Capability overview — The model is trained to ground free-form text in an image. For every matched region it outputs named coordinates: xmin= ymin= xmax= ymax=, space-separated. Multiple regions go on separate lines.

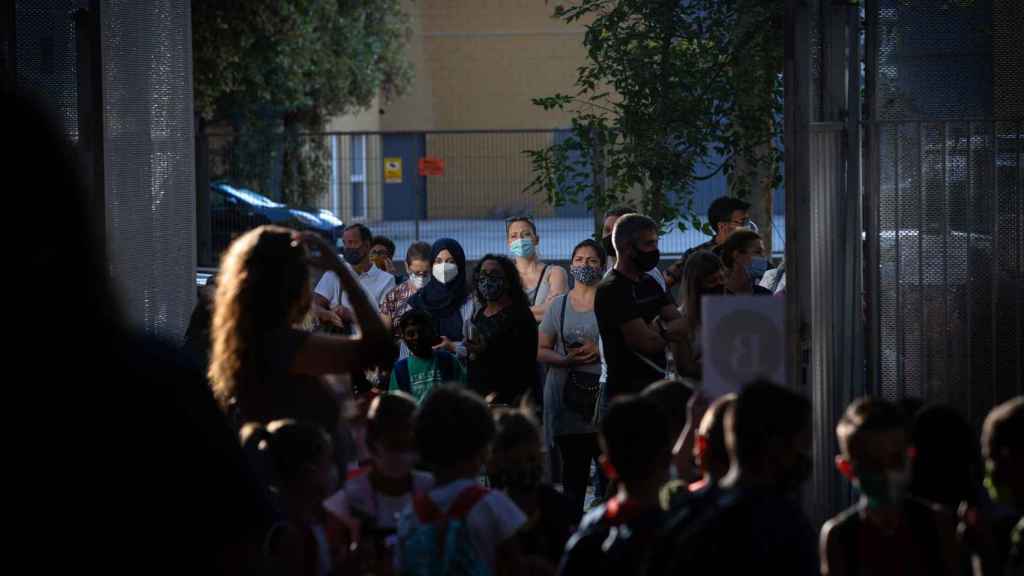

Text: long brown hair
xmin=209 ymin=226 xmax=311 ymax=411
xmin=713 ymin=229 xmax=761 ymax=269
xmin=684 ymin=250 xmax=725 ymax=333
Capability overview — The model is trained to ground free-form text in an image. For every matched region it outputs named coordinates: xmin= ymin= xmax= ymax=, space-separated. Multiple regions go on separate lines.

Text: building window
xmin=330 ymin=135 xmax=340 ymax=215
xmin=351 ymin=134 xmax=367 ymax=219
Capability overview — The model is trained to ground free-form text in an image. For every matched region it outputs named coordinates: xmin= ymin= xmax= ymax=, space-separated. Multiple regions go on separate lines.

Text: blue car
xmin=210 ymin=182 xmax=344 ymax=255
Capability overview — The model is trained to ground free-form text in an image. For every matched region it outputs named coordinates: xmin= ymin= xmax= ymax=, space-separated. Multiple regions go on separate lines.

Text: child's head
xmin=835 ymin=398 xmax=911 ymax=508
xmin=695 ymin=394 xmax=737 ymax=481
xmin=366 ymin=391 xmax=419 ymax=479
xmin=488 ymin=408 xmax=544 ymax=495
xmin=726 ymin=381 xmax=811 ymax=492
xmin=981 ymin=396 xmax=1023 ymax=506
xmin=414 ymin=385 xmax=496 ymax=477
xmin=398 ymin=309 xmax=438 ymax=358
xmin=642 ymin=379 xmax=694 ymax=446
xmin=600 ymin=394 xmax=672 ymax=491
xmin=242 ymin=419 xmax=338 ymax=509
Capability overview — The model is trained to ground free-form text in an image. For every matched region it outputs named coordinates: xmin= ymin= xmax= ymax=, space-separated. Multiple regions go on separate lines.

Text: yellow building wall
xmin=326 ymin=0 xmax=594 ymax=219
xmin=381 ymin=0 xmax=587 ymax=131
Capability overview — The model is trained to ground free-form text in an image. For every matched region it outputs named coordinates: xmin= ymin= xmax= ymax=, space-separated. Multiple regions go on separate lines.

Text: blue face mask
xmin=510 ymin=238 xmax=536 ymax=259
xmin=746 ymin=256 xmax=768 ymax=278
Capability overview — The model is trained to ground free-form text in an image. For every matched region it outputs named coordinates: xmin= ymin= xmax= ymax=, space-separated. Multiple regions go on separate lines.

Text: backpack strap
xmin=448 ymin=485 xmax=490 ymax=519
xmin=413 ymin=493 xmax=443 ymax=524
xmin=395 ymin=358 xmax=412 ymax=393
xmin=436 ymin=351 xmax=456 ymax=383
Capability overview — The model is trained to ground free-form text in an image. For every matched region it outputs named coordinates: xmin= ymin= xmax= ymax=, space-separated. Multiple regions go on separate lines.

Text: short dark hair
xmin=414 ymin=385 xmax=496 ymax=469
xmin=698 ymin=394 xmax=737 ymax=476
xmin=406 ymin=241 xmax=432 ymax=264
xmin=571 ymin=238 xmax=607 ymax=265
xmin=642 ymin=379 xmax=694 ymax=444
xmin=728 ymin=381 xmax=811 ymax=473
xmin=982 ymin=396 xmax=1022 ymax=462
xmin=601 ymin=394 xmax=672 ymax=485
xmin=397 ymin=308 xmax=433 ymax=333
xmin=836 ymin=397 xmax=908 ymax=463
xmin=344 ymin=223 xmax=373 ymax=244
xmin=612 ymin=213 xmax=658 ymax=255
xmin=241 ymin=419 xmax=332 ymax=487
xmin=605 ymin=206 xmax=636 ymax=219
xmin=371 ymin=235 xmax=396 ymax=258
xmin=492 ymin=408 xmax=542 ymax=454
xmin=708 ymin=197 xmax=751 ymax=230
xmin=366 ymin=392 xmax=418 ymax=451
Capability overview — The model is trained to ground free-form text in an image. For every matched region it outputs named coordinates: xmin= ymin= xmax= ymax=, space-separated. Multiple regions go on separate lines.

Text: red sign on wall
xmin=418 ymin=156 xmax=445 ymax=176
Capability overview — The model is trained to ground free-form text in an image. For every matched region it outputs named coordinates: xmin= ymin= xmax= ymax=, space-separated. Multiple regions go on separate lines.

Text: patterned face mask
xmin=570 ymin=265 xmax=603 ymax=286
xmin=478 ymin=276 xmax=506 ymax=302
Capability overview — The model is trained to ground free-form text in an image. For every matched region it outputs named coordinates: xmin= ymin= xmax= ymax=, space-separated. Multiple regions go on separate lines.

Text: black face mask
xmin=633 ymin=247 xmax=661 ymax=272
xmin=342 ymin=246 xmax=366 ymax=266
xmin=602 ymin=235 xmax=616 ymax=260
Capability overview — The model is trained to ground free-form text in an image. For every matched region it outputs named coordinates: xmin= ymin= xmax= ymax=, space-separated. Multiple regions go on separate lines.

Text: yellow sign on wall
xmin=384 ymin=157 xmax=403 ymax=184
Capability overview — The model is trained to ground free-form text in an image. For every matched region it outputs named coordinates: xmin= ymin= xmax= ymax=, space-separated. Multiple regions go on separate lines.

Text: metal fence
xmin=204 ymin=129 xmax=786 ymax=265
xmin=865 ymin=0 xmax=1024 ymax=426
xmin=14 ymin=0 xmax=197 ymax=340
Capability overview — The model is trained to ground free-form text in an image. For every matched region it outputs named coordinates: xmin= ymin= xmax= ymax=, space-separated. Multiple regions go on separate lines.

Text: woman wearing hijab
xmin=406 ymin=238 xmax=475 ymax=362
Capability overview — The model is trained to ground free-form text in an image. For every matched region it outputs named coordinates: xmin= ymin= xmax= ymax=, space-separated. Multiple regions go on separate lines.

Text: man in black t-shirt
xmin=595 ymin=214 xmax=687 ymax=399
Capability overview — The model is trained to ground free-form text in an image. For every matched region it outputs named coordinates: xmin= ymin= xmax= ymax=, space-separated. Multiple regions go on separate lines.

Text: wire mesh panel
xmin=868 ymin=0 xmax=1023 ymax=424
xmin=13 ymin=1 xmax=87 ymax=141
xmin=101 ymin=0 xmax=196 ymax=339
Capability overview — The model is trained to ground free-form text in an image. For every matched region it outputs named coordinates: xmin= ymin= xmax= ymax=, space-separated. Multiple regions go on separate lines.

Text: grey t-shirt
xmin=526 ymin=264 xmax=564 ymax=309
xmin=540 ymin=293 xmax=601 ymax=437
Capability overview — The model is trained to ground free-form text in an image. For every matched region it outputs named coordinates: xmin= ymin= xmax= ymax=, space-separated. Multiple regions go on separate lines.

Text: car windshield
xmin=222 ymin=185 xmax=285 ymax=208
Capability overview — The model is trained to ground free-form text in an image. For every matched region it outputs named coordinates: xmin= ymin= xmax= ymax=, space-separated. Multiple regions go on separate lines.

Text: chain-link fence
xmin=203 ymin=129 xmax=786 ymax=265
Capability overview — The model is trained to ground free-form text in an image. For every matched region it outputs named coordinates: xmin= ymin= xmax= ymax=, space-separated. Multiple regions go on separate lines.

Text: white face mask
xmin=432 ymin=262 xmax=458 ymax=284
xmin=410 ymin=273 xmax=428 ymax=289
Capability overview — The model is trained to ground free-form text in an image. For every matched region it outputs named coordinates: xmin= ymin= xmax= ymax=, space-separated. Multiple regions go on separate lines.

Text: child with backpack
xmin=559 ymin=394 xmax=673 ymax=576
xmin=489 ymin=408 xmax=576 ymax=572
xmin=396 ymin=384 xmax=526 ymax=576
xmin=323 ymin=392 xmax=433 ymax=575
xmin=389 ymin=309 xmax=466 ymax=403
xmin=241 ymin=420 xmax=339 ymax=576
xmin=820 ymin=397 xmax=960 ymax=576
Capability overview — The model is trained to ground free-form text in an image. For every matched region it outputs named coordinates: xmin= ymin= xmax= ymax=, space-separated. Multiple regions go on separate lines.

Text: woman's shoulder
xmin=544 ymin=263 xmax=568 ymax=282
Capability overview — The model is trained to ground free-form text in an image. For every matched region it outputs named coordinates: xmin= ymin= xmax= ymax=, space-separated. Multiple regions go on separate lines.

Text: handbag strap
xmin=558 ymin=293 xmax=569 ymax=354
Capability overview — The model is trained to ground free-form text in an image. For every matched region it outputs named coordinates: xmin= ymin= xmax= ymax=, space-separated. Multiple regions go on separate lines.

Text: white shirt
xmin=323 ymin=470 xmax=434 ymax=533
xmin=315 ymin=262 xmax=396 ymax=312
xmin=395 ymin=479 xmax=526 ymax=574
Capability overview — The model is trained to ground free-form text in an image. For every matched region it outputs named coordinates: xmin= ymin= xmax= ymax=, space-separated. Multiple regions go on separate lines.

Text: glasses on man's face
xmin=730 ymin=218 xmax=758 ymax=232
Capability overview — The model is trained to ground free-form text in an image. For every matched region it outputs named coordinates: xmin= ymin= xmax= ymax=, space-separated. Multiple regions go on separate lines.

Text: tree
xmin=526 ymin=0 xmax=783 ymax=237
xmin=192 ymin=0 xmax=412 ymax=205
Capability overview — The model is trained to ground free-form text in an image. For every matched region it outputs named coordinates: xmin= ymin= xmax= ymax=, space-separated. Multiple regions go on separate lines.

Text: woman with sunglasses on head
xmin=506 ymin=217 xmax=568 ymax=323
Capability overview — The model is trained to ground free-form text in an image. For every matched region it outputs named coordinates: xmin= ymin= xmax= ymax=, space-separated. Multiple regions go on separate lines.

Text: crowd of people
xmin=14 ymin=84 xmax=1021 ymax=576
xmin=176 ymin=199 xmax=1021 ymax=576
